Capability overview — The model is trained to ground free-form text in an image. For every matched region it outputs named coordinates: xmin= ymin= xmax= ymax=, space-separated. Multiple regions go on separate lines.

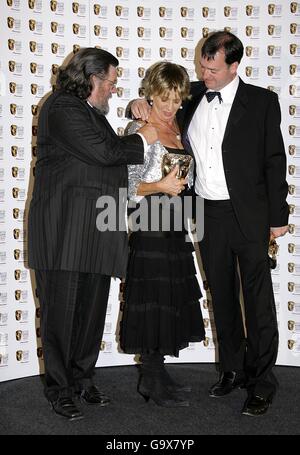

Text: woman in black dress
xmin=120 ymin=62 xmax=205 ymax=407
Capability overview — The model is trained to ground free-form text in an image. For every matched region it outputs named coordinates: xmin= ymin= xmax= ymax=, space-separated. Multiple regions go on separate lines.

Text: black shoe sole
xmin=242 ymin=405 xmax=271 ymax=417
xmin=80 ymin=397 xmax=111 ymax=406
xmin=49 ymin=403 xmax=84 ymax=421
xmin=209 ymin=385 xmax=244 ymax=398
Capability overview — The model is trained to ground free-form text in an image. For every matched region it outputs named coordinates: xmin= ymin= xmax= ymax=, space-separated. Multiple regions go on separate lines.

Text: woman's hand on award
xmin=159 ymin=166 xmax=187 ymax=196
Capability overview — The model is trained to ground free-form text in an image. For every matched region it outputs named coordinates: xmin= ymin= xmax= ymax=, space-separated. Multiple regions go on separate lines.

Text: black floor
xmin=0 ymin=363 xmax=299 ymax=436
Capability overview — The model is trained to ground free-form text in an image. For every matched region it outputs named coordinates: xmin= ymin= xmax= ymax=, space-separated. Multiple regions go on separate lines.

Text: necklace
xmin=149 ymin=121 xmax=181 ymax=141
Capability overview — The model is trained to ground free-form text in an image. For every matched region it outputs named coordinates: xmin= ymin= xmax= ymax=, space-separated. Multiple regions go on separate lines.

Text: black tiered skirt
xmin=120 ymin=232 xmax=205 ymax=357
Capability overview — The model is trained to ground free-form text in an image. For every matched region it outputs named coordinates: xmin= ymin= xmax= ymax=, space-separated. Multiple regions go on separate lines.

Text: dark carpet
xmin=0 ymin=363 xmax=299 ymax=436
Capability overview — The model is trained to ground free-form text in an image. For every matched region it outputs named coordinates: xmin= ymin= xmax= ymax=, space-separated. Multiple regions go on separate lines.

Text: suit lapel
xmin=181 ymin=83 xmax=206 ymax=157
xmin=182 ymin=85 xmax=206 ymax=140
xmin=222 ymin=78 xmax=248 ymax=147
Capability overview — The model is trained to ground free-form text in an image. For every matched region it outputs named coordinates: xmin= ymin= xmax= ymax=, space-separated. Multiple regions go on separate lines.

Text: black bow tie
xmin=205 ymin=91 xmax=223 ymax=103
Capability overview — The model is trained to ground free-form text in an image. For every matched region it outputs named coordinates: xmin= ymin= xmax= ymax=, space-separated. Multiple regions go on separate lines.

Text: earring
xmin=179 ymin=105 xmax=183 ymax=109
xmin=149 ymin=100 xmax=153 ymax=106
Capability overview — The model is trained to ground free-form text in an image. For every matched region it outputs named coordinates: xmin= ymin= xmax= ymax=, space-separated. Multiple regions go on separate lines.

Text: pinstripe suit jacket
xmin=28 ymin=90 xmax=144 ymax=277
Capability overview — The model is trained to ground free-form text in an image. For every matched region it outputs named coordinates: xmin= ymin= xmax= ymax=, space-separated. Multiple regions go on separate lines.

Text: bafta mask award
xmin=162 ymin=153 xmax=193 ymax=179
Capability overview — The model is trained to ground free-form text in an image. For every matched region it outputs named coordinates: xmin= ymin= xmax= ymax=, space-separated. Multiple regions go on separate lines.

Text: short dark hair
xmin=56 ymin=47 xmax=119 ymax=99
xmin=201 ymin=31 xmax=244 ymax=64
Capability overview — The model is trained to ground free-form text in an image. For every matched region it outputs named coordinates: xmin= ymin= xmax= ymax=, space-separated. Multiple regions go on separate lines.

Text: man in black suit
xmin=28 ymin=48 xmax=157 ymax=421
xmin=130 ymin=31 xmax=288 ymax=416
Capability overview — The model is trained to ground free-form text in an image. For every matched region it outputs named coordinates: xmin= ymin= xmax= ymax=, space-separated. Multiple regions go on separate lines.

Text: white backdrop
xmin=0 ymin=0 xmax=300 ymax=382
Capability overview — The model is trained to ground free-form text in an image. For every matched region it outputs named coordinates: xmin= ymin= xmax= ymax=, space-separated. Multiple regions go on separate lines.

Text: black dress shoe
xmin=50 ymin=397 xmax=84 ymax=421
xmin=242 ymin=393 xmax=273 ymax=416
xmin=209 ymin=371 xmax=245 ymax=397
xmin=79 ymin=385 xmax=110 ymax=406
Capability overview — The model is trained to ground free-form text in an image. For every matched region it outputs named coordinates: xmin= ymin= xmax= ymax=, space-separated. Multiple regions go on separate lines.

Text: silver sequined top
xmin=125 ymin=120 xmax=194 ymax=202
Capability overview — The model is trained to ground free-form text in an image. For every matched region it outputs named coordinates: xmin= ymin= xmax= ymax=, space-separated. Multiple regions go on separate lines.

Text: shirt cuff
xmin=136 ymin=132 xmax=148 ymax=152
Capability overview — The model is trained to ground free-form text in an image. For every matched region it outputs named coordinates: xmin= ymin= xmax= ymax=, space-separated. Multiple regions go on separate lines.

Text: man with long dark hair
xmin=131 ymin=31 xmax=288 ymax=416
xmin=28 ymin=47 xmax=157 ymax=420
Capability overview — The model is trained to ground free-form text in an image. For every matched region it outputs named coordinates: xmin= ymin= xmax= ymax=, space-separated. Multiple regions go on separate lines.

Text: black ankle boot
xmin=138 ymin=353 xmax=189 ymax=407
xmin=161 ymin=364 xmax=192 ymax=393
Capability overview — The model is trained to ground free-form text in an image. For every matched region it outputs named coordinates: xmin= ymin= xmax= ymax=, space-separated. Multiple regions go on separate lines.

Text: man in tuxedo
xmin=28 ymin=47 xmax=157 ymax=421
xmin=130 ymin=31 xmax=288 ymax=416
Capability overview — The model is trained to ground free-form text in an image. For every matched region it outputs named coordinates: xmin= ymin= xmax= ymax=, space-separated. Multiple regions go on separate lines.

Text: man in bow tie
xmin=130 ymin=30 xmax=288 ymax=417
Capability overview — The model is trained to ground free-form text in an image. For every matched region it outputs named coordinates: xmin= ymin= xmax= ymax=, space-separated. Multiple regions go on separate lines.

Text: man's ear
xmin=230 ymin=61 xmax=239 ymax=74
xmin=90 ymin=74 xmax=97 ymax=86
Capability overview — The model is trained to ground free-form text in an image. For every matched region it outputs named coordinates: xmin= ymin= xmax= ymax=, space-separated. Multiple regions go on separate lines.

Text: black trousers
xmin=35 ymin=270 xmax=111 ymax=401
xmin=199 ymin=200 xmax=278 ymax=398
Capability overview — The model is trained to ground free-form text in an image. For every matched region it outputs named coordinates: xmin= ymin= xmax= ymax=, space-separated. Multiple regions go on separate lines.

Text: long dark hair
xmin=56 ymin=47 xmax=119 ymax=99
xmin=201 ymin=31 xmax=244 ymax=64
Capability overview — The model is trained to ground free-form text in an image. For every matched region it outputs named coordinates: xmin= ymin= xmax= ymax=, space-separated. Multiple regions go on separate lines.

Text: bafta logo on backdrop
xmin=116 ymin=46 xmax=124 ymax=58
xmin=138 ymin=67 xmax=145 ymax=78
xmin=7 ymin=16 xmax=14 ymax=28
xmin=94 ymin=25 xmax=100 ymax=36
xmin=289 ymin=184 xmax=296 ymax=195
xmin=181 ymin=7 xmax=188 ymax=17
xmin=288 ymin=320 xmax=296 ymax=331
xmin=159 ymin=47 xmax=166 ymax=58
xmin=30 ymin=62 xmax=37 ymax=73
xmin=8 ymin=38 xmax=15 ymax=50
xmin=12 ymin=187 xmax=19 ymax=199
xmin=13 ymin=229 xmax=20 ymax=240
xmin=11 ymin=145 xmax=18 ymax=157
xmin=51 ymin=42 xmax=58 ymax=54
xmin=288 ymin=262 xmax=296 ymax=273
xmin=8 ymin=60 xmax=16 ymax=72
xmin=290 ymin=2 xmax=299 ymax=14
xmin=117 ymin=107 xmax=124 ymax=118
xmin=202 ymin=27 xmax=209 ymax=38
xmin=137 ymin=6 xmax=144 ymax=17
xmin=245 ymin=46 xmax=253 ymax=57
xmin=29 ymin=40 xmax=37 ymax=53
xmin=29 ymin=19 xmax=36 ymax=31
xmin=159 ymin=27 xmax=166 ymax=38
xmin=73 ymin=23 xmax=80 ymax=35
xmin=290 ymin=44 xmax=298 ymax=55
xmin=290 ymin=23 xmax=298 ymax=34
xmin=288 ymin=340 xmax=295 ymax=350
xmin=116 ymin=67 xmax=123 ymax=78
xmin=50 ymin=0 xmax=57 ymax=12
xmin=116 ymin=26 xmax=123 ymax=37
xmin=159 ymin=6 xmax=166 ymax=17
xmin=137 ymin=47 xmax=144 ymax=58
xmin=73 ymin=44 xmax=80 ymax=54
xmin=72 ymin=2 xmax=79 ymax=14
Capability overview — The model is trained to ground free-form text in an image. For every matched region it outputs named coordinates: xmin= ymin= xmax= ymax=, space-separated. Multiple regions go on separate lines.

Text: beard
xmin=94 ymin=100 xmax=109 ymax=115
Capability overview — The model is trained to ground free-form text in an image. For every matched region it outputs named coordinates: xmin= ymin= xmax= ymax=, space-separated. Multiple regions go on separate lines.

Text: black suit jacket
xmin=178 ymin=78 xmax=289 ymax=241
xmin=28 ymin=90 xmax=144 ymax=277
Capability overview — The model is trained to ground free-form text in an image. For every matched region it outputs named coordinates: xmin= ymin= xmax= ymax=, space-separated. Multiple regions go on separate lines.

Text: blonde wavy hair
xmin=142 ymin=61 xmax=190 ymax=102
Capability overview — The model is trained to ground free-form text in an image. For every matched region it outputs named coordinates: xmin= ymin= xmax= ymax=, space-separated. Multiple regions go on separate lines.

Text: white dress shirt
xmin=188 ymin=75 xmax=240 ymax=200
